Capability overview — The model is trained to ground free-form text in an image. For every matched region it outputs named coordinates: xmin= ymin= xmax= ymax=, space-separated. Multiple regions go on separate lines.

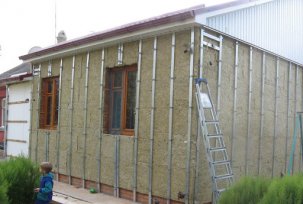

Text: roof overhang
xmin=19 ymin=8 xmax=198 ymax=63
xmin=0 ymin=73 xmax=32 ymax=86
xmin=22 ymin=20 xmax=197 ymax=64
xmin=19 ymin=0 xmax=276 ymax=63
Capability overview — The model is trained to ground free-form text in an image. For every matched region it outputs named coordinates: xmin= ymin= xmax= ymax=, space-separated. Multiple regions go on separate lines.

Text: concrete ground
xmin=53 ymin=181 xmax=137 ymax=204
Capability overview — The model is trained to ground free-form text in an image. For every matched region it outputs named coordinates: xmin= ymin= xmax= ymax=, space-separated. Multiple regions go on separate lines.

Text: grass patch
xmin=219 ymin=176 xmax=271 ymax=204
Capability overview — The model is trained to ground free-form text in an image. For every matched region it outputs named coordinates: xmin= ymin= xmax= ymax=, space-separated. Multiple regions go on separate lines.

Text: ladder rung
xmin=211 ymin=160 xmax=231 ymax=165
xmin=215 ymin=174 xmax=233 ymax=180
xmin=205 ymin=120 xmax=219 ymax=124
xmin=209 ymin=147 xmax=226 ymax=152
xmin=207 ymin=134 xmax=223 ymax=138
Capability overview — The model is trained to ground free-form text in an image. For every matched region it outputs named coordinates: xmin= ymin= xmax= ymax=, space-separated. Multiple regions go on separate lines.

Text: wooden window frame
xmin=121 ymin=66 xmax=137 ymax=136
xmin=105 ymin=65 xmax=137 ymax=136
xmin=40 ymin=76 xmax=59 ymax=129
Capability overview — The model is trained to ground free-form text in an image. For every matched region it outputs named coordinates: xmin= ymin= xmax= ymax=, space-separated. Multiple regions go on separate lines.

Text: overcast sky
xmin=0 ymin=0 xmax=230 ymax=73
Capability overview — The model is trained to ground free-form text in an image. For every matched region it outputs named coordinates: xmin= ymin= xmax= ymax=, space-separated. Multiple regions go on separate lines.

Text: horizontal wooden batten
xmin=6 ymin=120 xmax=27 ymax=124
xmin=8 ymin=100 xmax=29 ymax=105
xmin=6 ymin=138 xmax=27 ymax=143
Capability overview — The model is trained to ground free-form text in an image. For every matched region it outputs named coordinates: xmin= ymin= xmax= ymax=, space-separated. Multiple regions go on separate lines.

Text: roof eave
xmin=19 ymin=11 xmax=196 ymax=61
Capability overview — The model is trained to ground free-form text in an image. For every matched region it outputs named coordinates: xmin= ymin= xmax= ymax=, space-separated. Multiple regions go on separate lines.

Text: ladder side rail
xmin=206 ymin=85 xmax=234 ymax=190
xmin=195 ymin=85 xmax=218 ymax=197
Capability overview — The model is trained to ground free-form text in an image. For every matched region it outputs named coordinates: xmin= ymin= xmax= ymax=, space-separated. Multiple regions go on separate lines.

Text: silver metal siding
xmin=207 ymin=0 xmax=303 ymax=64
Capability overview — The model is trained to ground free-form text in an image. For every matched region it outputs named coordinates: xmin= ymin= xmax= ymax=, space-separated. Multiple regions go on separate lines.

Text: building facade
xmin=20 ymin=3 xmax=303 ymax=204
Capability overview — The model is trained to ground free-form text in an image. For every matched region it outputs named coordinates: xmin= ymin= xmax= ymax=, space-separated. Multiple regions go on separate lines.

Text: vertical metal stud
xmin=35 ymin=64 xmax=42 ymax=164
xmin=285 ymin=62 xmax=292 ymax=173
xmin=117 ymin=44 xmax=124 ymax=65
xmin=272 ymin=57 xmax=279 ymax=178
xmin=133 ymin=40 xmax=142 ymax=202
xmin=114 ymin=136 xmax=118 ymax=197
xmin=68 ymin=55 xmax=76 ymax=185
xmin=82 ymin=52 xmax=90 ymax=188
xmin=97 ymin=49 xmax=105 ymax=192
xmin=48 ymin=60 xmax=52 ymax=76
xmin=295 ymin=65 xmax=298 ymax=171
xmin=216 ymin=35 xmax=223 ymax=118
xmin=148 ymin=37 xmax=157 ymax=204
xmin=167 ymin=33 xmax=175 ymax=204
xmin=117 ymin=136 xmax=120 ymax=197
xmin=3 ymin=85 xmax=8 ymax=158
xmin=185 ymin=28 xmax=195 ymax=204
xmin=194 ymin=28 xmax=204 ymax=204
xmin=56 ymin=58 xmax=63 ymax=179
xmin=28 ymin=78 xmax=34 ymax=159
xmin=231 ymin=42 xmax=239 ymax=163
xmin=245 ymin=47 xmax=253 ymax=175
xmin=258 ymin=52 xmax=266 ymax=175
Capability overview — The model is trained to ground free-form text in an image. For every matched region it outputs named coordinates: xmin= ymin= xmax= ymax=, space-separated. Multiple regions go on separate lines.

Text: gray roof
xmin=0 ymin=62 xmax=31 ymax=80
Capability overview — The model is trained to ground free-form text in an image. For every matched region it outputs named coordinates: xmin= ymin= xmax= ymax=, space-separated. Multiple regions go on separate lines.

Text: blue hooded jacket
xmin=36 ymin=173 xmax=54 ymax=202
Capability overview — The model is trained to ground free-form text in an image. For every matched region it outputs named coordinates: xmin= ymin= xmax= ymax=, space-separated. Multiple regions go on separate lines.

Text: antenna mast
xmin=55 ymin=0 xmax=57 ymax=43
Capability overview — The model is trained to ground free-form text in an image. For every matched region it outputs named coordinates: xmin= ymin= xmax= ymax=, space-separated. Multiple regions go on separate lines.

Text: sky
xmin=0 ymin=0 xmax=230 ymax=73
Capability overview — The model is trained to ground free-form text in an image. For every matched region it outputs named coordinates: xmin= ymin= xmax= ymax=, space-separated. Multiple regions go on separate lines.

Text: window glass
xmin=113 ymin=71 xmax=122 ymax=87
xmin=55 ymin=79 xmax=59 ymax=125
xmin=112 ymin=91 xmax=122 ymax=129
xmin=40 ymin=76 xmax=59 ymax=129
xmin=126 ymin=71 xmax=137 ymax=129
xmin=46 ymin=96 xmax=52 ymax=125
xmin=48 ymin=81 xmax=53 ymax=93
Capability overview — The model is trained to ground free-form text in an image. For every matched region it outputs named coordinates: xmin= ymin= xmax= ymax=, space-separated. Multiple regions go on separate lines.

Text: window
xmin=40 ymin=77 xmax=59 ymax=129
xmin=1 ymin=98 xmax=6 ymax=127
xmin=104 ymin=65 xmax=137 ymax=135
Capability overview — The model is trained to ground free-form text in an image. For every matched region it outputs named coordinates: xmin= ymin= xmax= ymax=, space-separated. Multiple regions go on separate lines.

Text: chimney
xmin=57 ymin=30 xmax=67 ymax=43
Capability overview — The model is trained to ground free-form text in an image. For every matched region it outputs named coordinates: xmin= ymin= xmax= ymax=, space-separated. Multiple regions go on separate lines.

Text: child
xmin=34 ymin=162 xmax=54 ymax=204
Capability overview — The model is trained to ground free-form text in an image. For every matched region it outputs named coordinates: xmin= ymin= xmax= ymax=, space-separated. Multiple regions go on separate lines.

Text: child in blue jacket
xmin=34 ymin=162 xmax=54 ymax=204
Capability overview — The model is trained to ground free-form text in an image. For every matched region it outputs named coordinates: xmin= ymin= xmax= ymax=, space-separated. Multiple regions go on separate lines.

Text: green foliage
xmin=219 ymin=177 xmax=271 ymax=204
xmin=0 ymin=171 xmax=9 ymax=204
xmin=260 ymin=174 xmax=303 ymax=204
xmin=0 ymin=157 xmax=40 ymax=204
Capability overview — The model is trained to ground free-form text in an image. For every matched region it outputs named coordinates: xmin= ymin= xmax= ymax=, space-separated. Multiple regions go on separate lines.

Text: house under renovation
xmin=19 ymin=1 xmax=303 ymax=204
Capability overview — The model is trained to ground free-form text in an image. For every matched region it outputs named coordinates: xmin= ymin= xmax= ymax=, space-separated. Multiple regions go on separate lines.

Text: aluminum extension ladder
xmin=195 ymin=78 xmax=233 ymax=204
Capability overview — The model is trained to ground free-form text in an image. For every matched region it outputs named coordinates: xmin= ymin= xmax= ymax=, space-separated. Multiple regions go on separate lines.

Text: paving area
xmin=53 ymin=181 xmax=136 ymax=204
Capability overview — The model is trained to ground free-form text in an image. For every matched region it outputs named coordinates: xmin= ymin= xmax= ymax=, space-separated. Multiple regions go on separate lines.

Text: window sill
xmin=103 ymin=133 xmax=134 ymax=138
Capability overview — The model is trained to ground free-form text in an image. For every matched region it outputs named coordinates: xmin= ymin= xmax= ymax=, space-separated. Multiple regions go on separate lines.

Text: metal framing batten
xmin=167 ymin=33 xmax=175 ymax=204
xmin=56 ymin=58 xmax=63 ymax=178
xmin=272 ymin=57 xmax=279 ymax=178
xmin=133 ymin=40 xmax=142 ymax=202
xmin=148 ymin=37 xmax=157 ymax=204
xmin=97 ymin=49 xmax=105 ymax=192
xmin=231 ymin=42 xmax=239 ymax=163
xmin=82 ymin=52 xmax=90 ymax=188
xmin=258 ymin=52 xmax=266 ymax=175
xmin=185 ymin=28 xmax=195 ymax=204
xmin=245 ymin=47 xmax=253 ymax=175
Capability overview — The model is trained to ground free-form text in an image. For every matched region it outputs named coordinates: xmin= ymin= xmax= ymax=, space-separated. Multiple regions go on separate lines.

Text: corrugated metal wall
xmin=206 ymin=0 xmax=303 ymax=64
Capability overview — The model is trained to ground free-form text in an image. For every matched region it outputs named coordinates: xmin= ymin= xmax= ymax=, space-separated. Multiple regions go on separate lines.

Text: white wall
xmin=198 ymin=0 xmax=303 ymax=64
xmin=6 ymin=81 xmax=31 ymax=156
